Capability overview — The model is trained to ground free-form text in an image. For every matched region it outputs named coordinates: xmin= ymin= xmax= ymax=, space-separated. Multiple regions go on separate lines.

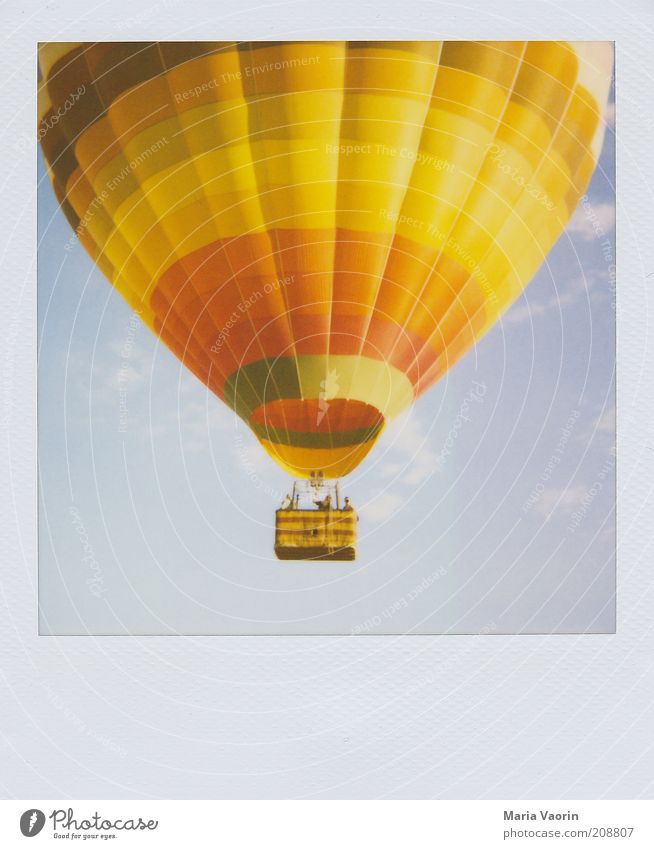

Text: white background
xmin=1 ymin=0 xmax=653 ymax=799
xmin=1 ymin=800 xmax=653 ymax=847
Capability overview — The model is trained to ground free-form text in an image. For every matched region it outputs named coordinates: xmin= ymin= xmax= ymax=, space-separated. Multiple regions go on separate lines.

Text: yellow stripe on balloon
xmin=39 ymin=41 xmax=613 ymax=480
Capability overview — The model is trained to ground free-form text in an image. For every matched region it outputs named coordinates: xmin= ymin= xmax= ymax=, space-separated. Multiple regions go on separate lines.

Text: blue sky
xmin=38 ymin=102 xmax=615 ymax=635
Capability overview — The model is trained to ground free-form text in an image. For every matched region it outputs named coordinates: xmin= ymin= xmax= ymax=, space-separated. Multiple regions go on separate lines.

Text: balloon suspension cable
xmin=279 ymin=473 xmax=351 ymax=512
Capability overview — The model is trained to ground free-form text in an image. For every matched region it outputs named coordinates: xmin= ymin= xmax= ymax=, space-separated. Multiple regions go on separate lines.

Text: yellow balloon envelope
xmin=39 ymin=41 xmax=612 ymax=478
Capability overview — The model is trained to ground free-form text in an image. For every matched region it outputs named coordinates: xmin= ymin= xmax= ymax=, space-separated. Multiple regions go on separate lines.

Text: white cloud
xmin=377 ymin=409 xmax=443 ymax=484
xmin=356 ymin=409 xmax=444 ymax=522
xmin=501 ymin=282 xmax=585 ymax=326
xmin=575 ymin=403 xmax=615 ymax=444
xmin=108 ymin=361 xmax=149 ymax=391
xmin=594 ymin=405 xmax=615 ymax=436
xmin=531 ymin=484 xmax=589 ymax=520
xmin=171 ymin=396 xmax=235 ymax=454
xmin=604 ymin=99 xmax=615 ymax=130
xmin=567 ymin=201 xmax=615 ymax=242
xmin=91 ymin=338 xmax=154 ymax=395
xmin=378 ymin=460 xmax=405 ymax=478
xmin=404 ymin=456 xmax=443 ymax=485
xmin=359 ymin=491 xmax=405 ymax=523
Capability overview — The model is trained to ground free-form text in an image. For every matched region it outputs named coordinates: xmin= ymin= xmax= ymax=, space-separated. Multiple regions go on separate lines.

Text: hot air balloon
xmin=38 ymin=41 xmax=612 ymax=560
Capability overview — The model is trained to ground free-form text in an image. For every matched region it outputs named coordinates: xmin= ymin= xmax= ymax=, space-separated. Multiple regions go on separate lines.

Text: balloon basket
xmin=274 ymin=508 xmax=357 ymax=562
xmin=274 ymin=476 xmax=357 ymax=561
